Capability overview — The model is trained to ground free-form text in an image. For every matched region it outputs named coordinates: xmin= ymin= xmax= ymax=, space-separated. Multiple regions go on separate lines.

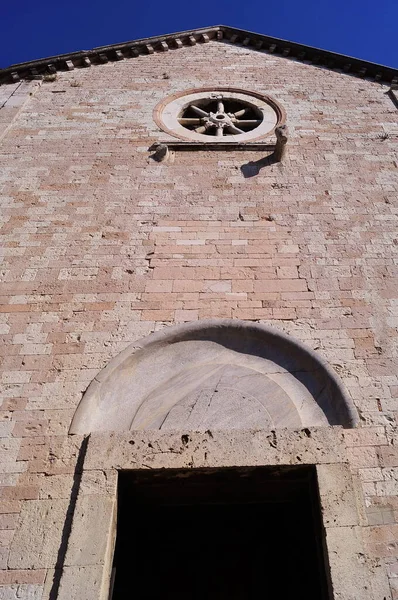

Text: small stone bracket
xmin=148 ymin=143 xmax=173 ymax=163
xmin=274 ymin=124 xmax=289 ymax=161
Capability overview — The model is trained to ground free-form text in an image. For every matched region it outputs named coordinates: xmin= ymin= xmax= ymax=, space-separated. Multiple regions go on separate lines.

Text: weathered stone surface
xmin=316 ymin=464 xmax=361 ymax=527
xmin=56 ymin=566 xmax=106 ymax=600
xmin=64 ymin=495 xmax=116 ymax=566
xmin=85 ymin=427 xmax=347 ymax=471
xmin=0 ymin=584 xmax=43 ymax=600
xmin=78 ymin=470 xmax=117 ymax=497
xmin=325 ymin=526 xmax=372 ymax=600
xmin=367 ymin=557 xmax=393 ymax=600
xmin=41 ymin=569 xmax=55 ymax=600
xmin=8 ymin=500 xmax=69 ymax=569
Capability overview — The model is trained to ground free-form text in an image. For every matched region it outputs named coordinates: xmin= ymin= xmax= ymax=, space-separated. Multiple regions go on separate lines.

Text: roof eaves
xmin=222 ymin=25 xmax=398 ymax=83
xmin=0 ymin=26 xmax=221 ymax=83
xmin=0 ymin=24 xmax=397 ymax=85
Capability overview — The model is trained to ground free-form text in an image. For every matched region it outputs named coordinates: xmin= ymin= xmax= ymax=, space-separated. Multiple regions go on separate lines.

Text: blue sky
xmin=1 ymin=0 xmax=397 ymax=69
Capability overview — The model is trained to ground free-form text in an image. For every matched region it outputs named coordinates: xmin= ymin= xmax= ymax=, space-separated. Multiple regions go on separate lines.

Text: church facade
xmin=0 ymin=25 xmax=398 ymax=599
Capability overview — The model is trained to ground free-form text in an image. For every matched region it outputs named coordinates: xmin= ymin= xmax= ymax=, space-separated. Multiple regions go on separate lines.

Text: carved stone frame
xmin=54 ymin=426 xmax=373 ymax=600
xmin=153 ymin=87 xmax=286 ymax=143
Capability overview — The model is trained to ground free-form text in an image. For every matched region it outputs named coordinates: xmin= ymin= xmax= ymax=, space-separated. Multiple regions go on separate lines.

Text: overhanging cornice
xmin=1 ymin=25 xmax=397 ymax=85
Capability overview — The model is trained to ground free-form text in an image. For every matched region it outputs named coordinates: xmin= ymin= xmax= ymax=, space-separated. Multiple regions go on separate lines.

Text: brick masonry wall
xmin=0 ymin=40 xmax=397 ymax=598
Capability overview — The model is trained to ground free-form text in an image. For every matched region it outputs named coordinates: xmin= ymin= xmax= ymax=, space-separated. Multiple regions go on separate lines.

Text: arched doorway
xmin=62 ymin=321 xmax=365 ymax=600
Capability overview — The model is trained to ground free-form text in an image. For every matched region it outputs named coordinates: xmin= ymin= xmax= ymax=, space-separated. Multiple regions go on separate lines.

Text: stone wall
xmin=0 ymin=39 xmax=397 ymax=599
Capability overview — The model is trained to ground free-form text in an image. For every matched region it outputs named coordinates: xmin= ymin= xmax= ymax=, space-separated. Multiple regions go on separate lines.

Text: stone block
xmin=78 ymin=470 xmax=117 ymax=497
xmin=325 ymin=526 xmax=372 ymax=600
xmin=56 ymin=565 xmax=108 ymax=600
xmin=378 ymin=446 xmax=398 ymax=467
xmin=316 ymin=464 xmax=361 ymax=527
xmin=0 ymin=584 xmax=43 ymax=600
xmin=8 ymin=500 xmax=69 ymax=569
xmin=64 ymin=495 xmax=116 ymax=567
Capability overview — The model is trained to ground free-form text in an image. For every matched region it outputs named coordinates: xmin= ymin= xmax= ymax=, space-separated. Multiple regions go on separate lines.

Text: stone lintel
xmin=84 ymin=427 xmax=347 ymax=471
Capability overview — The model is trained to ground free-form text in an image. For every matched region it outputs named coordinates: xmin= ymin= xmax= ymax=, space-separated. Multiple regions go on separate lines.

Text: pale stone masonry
xmin=0 ymin=26 xmax=397 ymax=599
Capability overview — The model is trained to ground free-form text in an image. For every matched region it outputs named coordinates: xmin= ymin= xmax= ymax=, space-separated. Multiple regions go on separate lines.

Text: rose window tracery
xmin=177 ymin=94 xmax=263 ymax=137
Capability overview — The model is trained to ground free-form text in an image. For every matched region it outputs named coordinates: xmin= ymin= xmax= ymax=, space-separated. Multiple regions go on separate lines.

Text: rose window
xmin=154 ymin=88 xmax=284 ymax=142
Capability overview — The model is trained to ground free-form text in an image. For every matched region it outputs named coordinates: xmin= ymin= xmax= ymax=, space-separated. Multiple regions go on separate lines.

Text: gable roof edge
xmin=0 ymin=24 xmax=397 ymax=86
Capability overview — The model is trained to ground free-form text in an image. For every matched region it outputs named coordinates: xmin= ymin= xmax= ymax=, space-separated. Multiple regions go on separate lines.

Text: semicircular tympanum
xmin=70 ymin=319 xmax=358 ymax=434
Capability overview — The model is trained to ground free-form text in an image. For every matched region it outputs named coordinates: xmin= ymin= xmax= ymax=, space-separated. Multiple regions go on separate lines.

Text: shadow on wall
xmin=240 ymin=154 xmax=279 ymax=177
xmin=69 ymin=319 xmax=358 ymax=434
xmin=241 ymin=124 xmax=289 ymax=177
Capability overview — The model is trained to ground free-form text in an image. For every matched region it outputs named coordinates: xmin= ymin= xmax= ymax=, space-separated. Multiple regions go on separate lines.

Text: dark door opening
xmin=112 ymin=465 xmax=330 ymax=600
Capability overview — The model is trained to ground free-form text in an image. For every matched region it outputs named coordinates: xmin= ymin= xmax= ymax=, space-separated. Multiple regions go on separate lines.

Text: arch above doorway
xmin=69 ymin=319 xmax=358 ymax=434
